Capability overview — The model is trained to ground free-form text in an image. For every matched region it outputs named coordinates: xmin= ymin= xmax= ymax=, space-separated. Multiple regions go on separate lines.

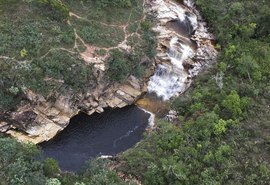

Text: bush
xmin=106 ymin=49 xmax=132 ymax=82
xmin=0 ymin=138 xmax=46 ymax=185
xmin=35 ymin=0 xmax=69 ymax=21
xmin=43 ymin=158 xmax=60 ymax=177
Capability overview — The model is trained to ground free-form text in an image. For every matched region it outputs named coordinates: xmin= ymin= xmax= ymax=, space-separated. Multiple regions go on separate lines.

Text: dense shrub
xmin=106 ymin=49 xmax=132 ymax=82
xmin=34 ymin=0 xmax=70 ymax=21
xmin=0 ymin=138 xmax=46 ymax=185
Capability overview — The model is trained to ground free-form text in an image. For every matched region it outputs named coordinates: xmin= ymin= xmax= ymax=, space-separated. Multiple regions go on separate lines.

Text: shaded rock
xmin=0 ymin=122 xmax=10 ymax=132
xmin=96 ymin=106 xmax=104 ymax=113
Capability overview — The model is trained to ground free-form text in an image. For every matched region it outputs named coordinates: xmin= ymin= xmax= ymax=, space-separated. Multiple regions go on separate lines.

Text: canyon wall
xmin=0 ymin=0 xmax=217 ymax=143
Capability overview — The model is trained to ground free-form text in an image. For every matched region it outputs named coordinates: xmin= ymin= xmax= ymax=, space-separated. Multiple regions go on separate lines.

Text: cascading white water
xmin=147 ymin=0 xmax=197 ymax=100
xmin=147 ymin=0 xmax=216 ymax=101
xmin=148 ymin=36 xmax=194 ymax=100
xmin=148 ymin=64 xmax=187 ymax=100
xmin=169 ymin=37 xmax=194 ymax=69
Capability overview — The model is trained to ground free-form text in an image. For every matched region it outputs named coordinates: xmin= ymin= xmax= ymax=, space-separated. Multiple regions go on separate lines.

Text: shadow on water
xmin=166 ymin=17 xmax=198 ymax=50
xmin=39 ymin=105 xmax=150 ymax=172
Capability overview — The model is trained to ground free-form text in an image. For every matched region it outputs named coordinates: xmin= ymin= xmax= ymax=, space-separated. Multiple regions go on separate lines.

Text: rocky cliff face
xmin=0 ymin=75 xmax=145 ymax=144
xmin=0 ymin=0 xmax=217 ymax=143
xmin=0 ymin=0 xmax=152 ymax=144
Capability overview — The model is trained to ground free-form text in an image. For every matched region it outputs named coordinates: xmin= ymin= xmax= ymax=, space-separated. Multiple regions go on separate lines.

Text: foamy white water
xmin=148 ymin=64 xmax=189 ymax=100
xmin=148 ymin=35 xmax=194 ymax=100
xmin=147 ymin=1 xmax=196 ymax=100
xmin=169 ymin=37 xmax=193 ymax=69
xmin=147 ymin=0 xmax=217 ymax=100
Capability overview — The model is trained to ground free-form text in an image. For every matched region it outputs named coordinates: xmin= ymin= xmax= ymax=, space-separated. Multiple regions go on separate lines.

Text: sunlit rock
xmin=147 ymin=0 xmax=217 ymax=100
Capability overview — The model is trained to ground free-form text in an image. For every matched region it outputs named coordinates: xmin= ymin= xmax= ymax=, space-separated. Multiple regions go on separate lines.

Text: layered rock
xmin=1 ymin=0 xmax=154 ymax=144
xmin=1 ymin=0 xmax=217 ymax=143
xmin=0 ymin=75 xmax=144 ymax=144
xmin=146 ymin=0 xmax=218 ymax=100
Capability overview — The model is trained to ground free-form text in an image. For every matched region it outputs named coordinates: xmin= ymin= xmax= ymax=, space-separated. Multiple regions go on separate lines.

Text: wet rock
xmin=147 ymin=0 xmax=217 ymax=100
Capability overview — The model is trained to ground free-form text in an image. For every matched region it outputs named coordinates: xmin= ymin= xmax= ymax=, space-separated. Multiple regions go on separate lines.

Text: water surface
xmin=40 ymin=105 xmax=150 ymax=172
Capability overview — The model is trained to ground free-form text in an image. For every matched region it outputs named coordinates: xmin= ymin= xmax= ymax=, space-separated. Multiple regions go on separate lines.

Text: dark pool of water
xmin=166 ymin=18 xmax=194 ymax=38
xmin=40 ymin=105 xmax=150 ymax=172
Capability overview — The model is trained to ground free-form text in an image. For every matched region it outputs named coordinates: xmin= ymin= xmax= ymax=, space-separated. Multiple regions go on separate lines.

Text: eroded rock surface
xmin=1 ymin=75 xmax=144 ymax=144
xmin=0 ymin=0 xmax=151 ymax=143
xmin=1 ymin=0 xmax=217 ymax=143
xmin=147 ymin=0 xmax=218 ymax=100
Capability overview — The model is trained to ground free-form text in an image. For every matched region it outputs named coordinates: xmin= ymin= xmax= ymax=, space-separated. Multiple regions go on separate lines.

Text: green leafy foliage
xmin=34 ymin=0 xmax=70 ymax=21
xmin=59 ymin=159 xmax=131 ymax=185
xmin=106 ymin=49 xmax=132 ymax=82
xmin=118 ymin=0 xmax=270 ymax=184
xmin=0 ymin=137 xmax=46 ymax=185
xmin=0 ymin=0 xmax=154 ymax=109
xmin=43 ymin=158 xmax=60 ymax=177
xmin=119 ymin=118 xmax=270 ymax=185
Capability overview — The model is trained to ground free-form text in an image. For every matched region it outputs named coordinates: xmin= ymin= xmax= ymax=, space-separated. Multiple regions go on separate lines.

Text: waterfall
xmin=147 ymin=0 xmax=217 ymax=101
xmin=148 ymin=36 xmax=194 ymax=100
xmin=168 ymin=37 xmax=193 ymax=69
xmin=148 ymin=64 xmax=189 ymax=100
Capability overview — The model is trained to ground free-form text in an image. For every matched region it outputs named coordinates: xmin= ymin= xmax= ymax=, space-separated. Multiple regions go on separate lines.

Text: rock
xmin=106 ymin=97 xmax=125 ymax=108
xmin=99 ymin=99 xmax=108 ymax=108
xmin=89 ymin=98 xmax=99 ymax=108
xmin=127 ymin=75 xmax=141 ymax=90
xmin=87 ymin=109 xmax=96 ymax=115
xmin=119 ymin=85 xmax=141 ymax=98
xmin=52 ymin=115 xmax=70 ymax=125
xmin=146 ymin=0 xmax=217 ymax=100
xmin=0 ymin=122 xmax=10 ymax=132
xmin=116 ymin=91 xmax=134 ymax=103
xmin=96 ymin=106 xmax=104 ymax=113
xmin=117 ymin=102 xmax=128 ymax=108
xmin=1 ymin=0 xmax=216 ymax=144
xmin=26 ymin=90 xmax=46 ymax=102
xmin=13 ymin=111 xmax=37 ymax=128
xmin=54 ymin=95 xmax=74 ymax=115
xmin=165 ymin=110 xmax=178 ymax=122
xmin=46 ymin=107 xmax=60 ymax=117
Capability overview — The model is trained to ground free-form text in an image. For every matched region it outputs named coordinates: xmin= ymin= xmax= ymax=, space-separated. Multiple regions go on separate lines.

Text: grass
xmin=0 ymin=1 xmax=74 ymax=59
xmin=71 ymin=17 xmax=125 ymax=48
xmin=63 ymin=0 xmax=143 ymax=25
xmin=0 ymin=0 xmax=154 ymax=108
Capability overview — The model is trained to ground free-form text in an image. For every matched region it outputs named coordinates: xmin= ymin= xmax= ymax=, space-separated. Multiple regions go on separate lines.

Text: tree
xmin=222 ymin=90 xmax=242 ymax=118
xmin=0 ymin=138 xmax=46 ymax=185
xmin=106 ymin=49 xmax=131 ymax=82
xmin=43 ymin=158 xmax=60 ymax=177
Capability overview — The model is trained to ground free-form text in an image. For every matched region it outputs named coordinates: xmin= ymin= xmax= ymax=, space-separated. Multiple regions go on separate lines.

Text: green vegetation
xmin=72 ymin=17 xmax=125 ymax=48
xmin=117 ymin=0 xmax=270 ymax=184
xmin=34 ymin=0 xmax=70 ymax=21
xmin=1 ymin=0 xmax=269 ymax=184
xmin=59 ymin=160 xmax=132 ymax=185
xmin=0 ymin=0 xmax=155 ymax=109
xmin=0 ymin=137 xmax=47 ymax=185
xmin=0 ymin=137 xmax=131 ymax=185
xmin=0 ymin=51 xmax=94 ymax=108
xmin=106 ymin=49 xmax=132 ymax=82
